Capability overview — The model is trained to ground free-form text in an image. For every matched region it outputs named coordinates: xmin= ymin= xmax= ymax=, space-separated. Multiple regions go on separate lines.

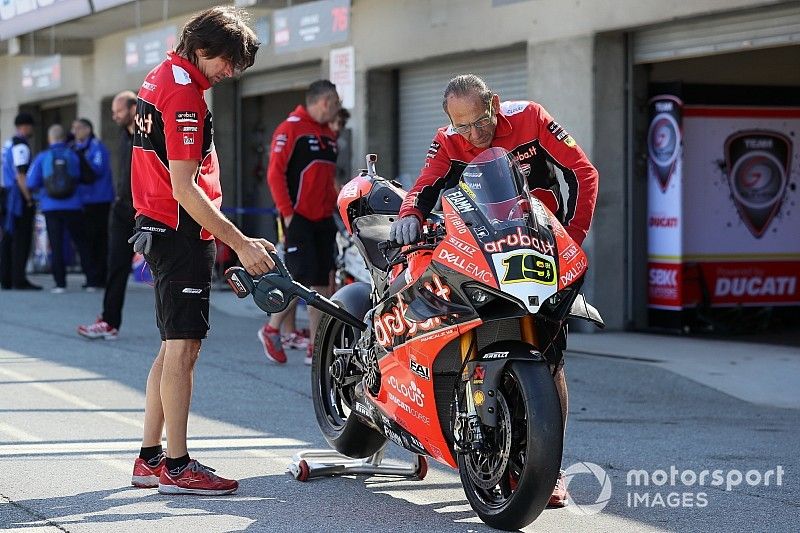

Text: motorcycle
xmin=226 ymin=147 xmax=603 ymax=530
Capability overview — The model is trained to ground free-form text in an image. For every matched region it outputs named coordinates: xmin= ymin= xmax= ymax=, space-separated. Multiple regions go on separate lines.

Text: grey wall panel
xmin=398 ymin=47 xmax=527 ymax=184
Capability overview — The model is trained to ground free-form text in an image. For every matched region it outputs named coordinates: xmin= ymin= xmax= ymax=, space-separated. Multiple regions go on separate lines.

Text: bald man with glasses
xmin=392 ymin=74 xmax=598 ymax=248
xmin=391 ymin=74 xmax=599 ymax=509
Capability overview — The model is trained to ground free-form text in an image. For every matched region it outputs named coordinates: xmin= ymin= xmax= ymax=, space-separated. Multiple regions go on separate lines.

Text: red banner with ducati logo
xmin=648 ymin=100 xmax=800 ymax=311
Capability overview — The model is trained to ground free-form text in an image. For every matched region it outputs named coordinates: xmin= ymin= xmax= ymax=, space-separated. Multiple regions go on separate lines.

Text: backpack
xmin=43 ymin=147 xmax=79 ymax=199
xmin=75 ymin=143 xmax=99 ymax=184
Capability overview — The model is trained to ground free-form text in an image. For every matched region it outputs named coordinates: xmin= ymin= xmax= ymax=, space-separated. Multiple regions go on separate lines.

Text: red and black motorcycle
xmin=227 ymin=148 xmax=603 ymax=530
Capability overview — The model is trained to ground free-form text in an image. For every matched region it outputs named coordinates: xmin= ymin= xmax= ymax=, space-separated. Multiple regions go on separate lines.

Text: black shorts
xmin=140 ymin=218 xmax=216 ymax=341
xmin=284 ymin=214 xmax=336 ymax=287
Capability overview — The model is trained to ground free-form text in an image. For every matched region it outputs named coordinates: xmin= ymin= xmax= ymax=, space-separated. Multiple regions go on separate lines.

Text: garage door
xmin=633 ymin=3 xmax=800 ymax=64
xmin=241 ymin=62 xmax=322 ymax=98
xmin=398 ymin=47 xmax=527 ymax=184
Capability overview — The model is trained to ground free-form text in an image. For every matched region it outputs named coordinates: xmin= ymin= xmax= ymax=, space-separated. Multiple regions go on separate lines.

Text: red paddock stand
xmin=287 ymin=446 xmax=428 ymax=482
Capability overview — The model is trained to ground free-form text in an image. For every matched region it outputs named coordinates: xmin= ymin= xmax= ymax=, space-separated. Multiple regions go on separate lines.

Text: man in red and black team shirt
xmin=390 ymin=74 xmax=599 ymax=508
xmin=129 ymin=6 xmax=274 ymax=496
xmin=259 ymin=80 xmax=341 ymax=366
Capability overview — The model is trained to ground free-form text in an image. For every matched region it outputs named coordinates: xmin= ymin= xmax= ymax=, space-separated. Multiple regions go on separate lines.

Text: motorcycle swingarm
xmin=461 ymin=342 xmax=546 ymax=428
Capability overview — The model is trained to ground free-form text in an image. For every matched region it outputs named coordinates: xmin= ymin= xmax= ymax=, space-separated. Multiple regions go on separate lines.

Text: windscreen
xmin=458 ymin=147 xmax=533 ymax=230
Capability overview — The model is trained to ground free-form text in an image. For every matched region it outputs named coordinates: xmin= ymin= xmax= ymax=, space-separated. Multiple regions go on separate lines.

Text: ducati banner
xmin=648 ymin=95 xmax=683 ymax=193
xmin=681 ymin=106 xmax=800 ymax=307
xmin=647 ymin=95 xmax=684 ymax=310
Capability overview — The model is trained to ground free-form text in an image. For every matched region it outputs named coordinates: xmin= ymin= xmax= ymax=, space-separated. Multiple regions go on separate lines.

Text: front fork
xmin=453 ymin=315 xmax=539 ymax=453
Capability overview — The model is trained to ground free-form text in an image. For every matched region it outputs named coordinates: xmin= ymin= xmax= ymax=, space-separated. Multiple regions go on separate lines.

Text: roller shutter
xmin=240 ymin=62 xmax=321 ymax=98
xmin=398 ymin=47 xmax=527 ymax=184
xmin=633 ymin=4 xmax=800 ymax=64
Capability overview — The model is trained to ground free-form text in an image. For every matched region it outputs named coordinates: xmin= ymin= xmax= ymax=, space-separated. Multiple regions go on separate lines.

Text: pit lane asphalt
xmin=0 ymin=275 xmax=796 ymax=532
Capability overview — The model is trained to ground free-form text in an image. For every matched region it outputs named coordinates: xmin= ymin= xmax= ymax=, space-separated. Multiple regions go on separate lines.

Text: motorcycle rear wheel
xmin=312 ymin=311 xmax=386 ymax=459
xmin=458 ymin=361 xmax=563 ymax=530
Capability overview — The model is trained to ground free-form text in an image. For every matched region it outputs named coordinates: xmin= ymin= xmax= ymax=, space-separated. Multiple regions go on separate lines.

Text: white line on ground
xmin=0 ymin=437 xmax=309 ymax=456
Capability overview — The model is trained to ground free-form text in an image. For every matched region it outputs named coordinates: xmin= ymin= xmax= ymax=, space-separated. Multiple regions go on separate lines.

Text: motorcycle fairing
xmin=337 ymin=172 xmax=406 ymax=234
xmin=351 ymin=395 xmax=429 ymax=456
xmin=549 ymin=211 xmax=589 ymax=291
xmin=375 ymin=316 xmax=483 ymax=469
xmin=491 ymin=249 xmax=558 ymax=313
xmin=372 ymin=267 xmax=476 ymax=352
xmin=436 ymin=177 xmax=565 ymax=313
xmin=433 ymin=198 xmax=498 ymax=288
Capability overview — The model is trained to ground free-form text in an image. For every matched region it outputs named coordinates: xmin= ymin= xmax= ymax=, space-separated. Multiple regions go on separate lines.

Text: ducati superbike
xmin=227 ymin=148 xmax=603 ymax=530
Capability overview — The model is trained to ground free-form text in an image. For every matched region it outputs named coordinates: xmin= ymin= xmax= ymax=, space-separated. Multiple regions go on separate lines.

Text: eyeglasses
xmin=452 ymin=101 xmax=493 ymax=135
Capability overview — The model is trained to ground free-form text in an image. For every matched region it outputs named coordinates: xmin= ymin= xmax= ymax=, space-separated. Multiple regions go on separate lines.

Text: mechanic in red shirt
xmin=390 ymin=74 xmax=599 ymax=508
xmin=129 ymin=6 xmax=274 ymax=496
xmin=259 ymin=80 xmax=341 ymax=366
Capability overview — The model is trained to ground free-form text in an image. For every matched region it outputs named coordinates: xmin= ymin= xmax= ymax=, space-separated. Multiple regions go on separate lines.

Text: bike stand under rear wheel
xmin=287 ymin=446 xmax=428 ymax=482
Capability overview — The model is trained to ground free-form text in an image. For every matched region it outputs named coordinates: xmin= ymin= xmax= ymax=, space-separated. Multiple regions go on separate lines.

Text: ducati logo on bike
xmin=501 ymin=252 xmax=556 ymax=285
xmin=724 ymin=130 xmax=792 ymax=238
xmin=647 ymin=95 xmax=682 ymax=193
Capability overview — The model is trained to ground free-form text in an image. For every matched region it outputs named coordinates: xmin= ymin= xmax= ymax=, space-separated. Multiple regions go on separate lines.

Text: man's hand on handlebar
xmin=389 ymin=216 xmax=421 ymax=245
xmin=234 ymin=236 xmax=276 ymax=276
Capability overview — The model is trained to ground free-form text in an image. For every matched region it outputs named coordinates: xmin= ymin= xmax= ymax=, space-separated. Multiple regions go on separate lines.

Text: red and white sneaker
xmin=158 ymin=460 xmax=239 ymax=495
xmin=282 ymin=330 xmax=309 ymax=350
xmin=131 ymin=453 xmax=166 ymax=488
xmin=257 ymin=324 xmax=287 ymax=364
xmin=304 ymin=344 xmax=313 ymax=366
xmin=547 ymin=470 xmax=569 ymax=508
xmin=77 ymin=318 xmax=119 ymax=340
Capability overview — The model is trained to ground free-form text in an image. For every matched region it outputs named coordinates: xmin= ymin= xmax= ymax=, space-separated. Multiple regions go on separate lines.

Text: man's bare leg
xmin=160 ymin=338 xmax=201 ymax=458
xmin=308 ymin=284 xmax=332 ymax=344
xmin=141 ymin=342 xmax=166 ymax=447
xmin=554 ymin=365 xmax=568 ymax=433
xmin=549 ymin=364 xmax=570 ymax=507
xmin=277 ymin=299 xmax=298 ymax=335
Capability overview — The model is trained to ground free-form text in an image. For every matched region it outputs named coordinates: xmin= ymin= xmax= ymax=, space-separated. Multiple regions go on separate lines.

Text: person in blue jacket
xmin=71 ymin=118 xmax=114 ymax=288
xmin=27 ymin=124 xmax=100 ymax=293
xmin=1 ymin=112 xmax=40 ymax=290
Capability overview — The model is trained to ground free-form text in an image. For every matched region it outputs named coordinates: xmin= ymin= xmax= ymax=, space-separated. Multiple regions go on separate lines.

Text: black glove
xmin=128 ymin=230 xmax=153 ymax=254
xmin=389 ymin=216 xmax=421 ymax=245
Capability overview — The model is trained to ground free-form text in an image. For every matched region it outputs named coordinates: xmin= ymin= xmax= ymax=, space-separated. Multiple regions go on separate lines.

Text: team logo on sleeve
xmin=176 ymin=111 xmax=198 ymax=123
xmin=547 ymin=120 xmax=575 ymax=147
xmin=183 ymin=133 xmax=195 ymax=145
xmin=426 ymin=141 xmax=440 ymax=159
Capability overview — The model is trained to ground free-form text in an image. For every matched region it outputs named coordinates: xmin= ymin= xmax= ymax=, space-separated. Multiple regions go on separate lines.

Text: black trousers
xmin=101 ymin=201 xmax=135 ymax=329
xmin=83 ymin=202 xmax=111 ymax=286
xmin=0 ymin=202 xmax=35 ymax=288
xmin=44 ymin=210 xmax=100 ymax=288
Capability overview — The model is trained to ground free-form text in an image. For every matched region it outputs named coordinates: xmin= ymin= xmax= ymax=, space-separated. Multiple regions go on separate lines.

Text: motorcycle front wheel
xmin=458 ymin=361 xmax=563 ymax=531
xmin=312 ymin=311 xmax=386 ymax=459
